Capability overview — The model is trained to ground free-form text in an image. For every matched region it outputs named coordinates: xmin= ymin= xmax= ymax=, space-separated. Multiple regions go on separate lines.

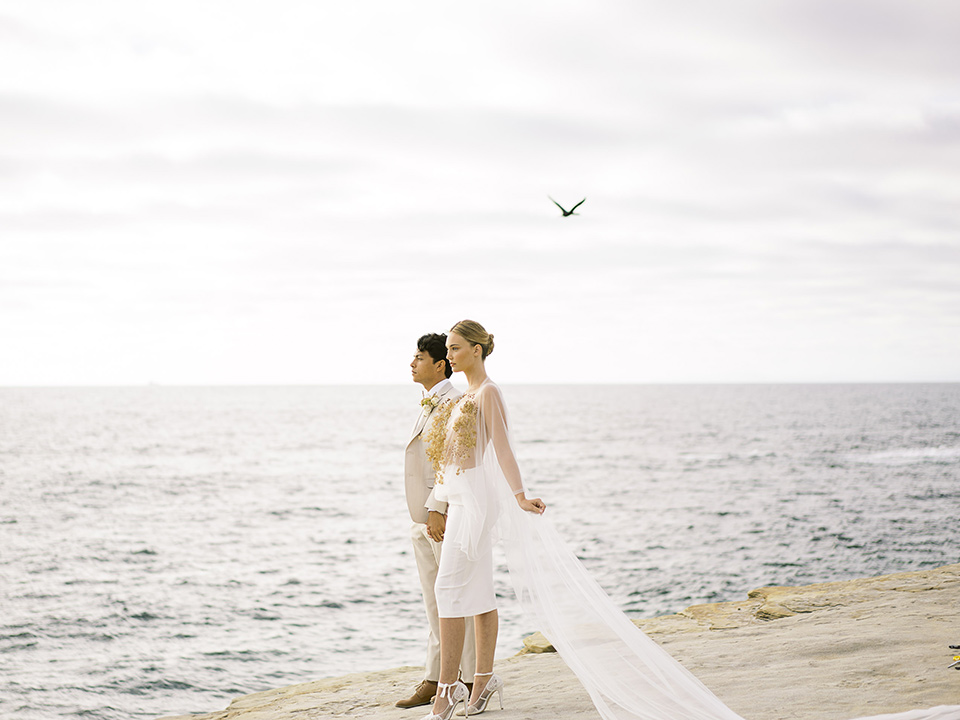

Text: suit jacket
xmin=404 ymin=379 xmax=461 ymax=524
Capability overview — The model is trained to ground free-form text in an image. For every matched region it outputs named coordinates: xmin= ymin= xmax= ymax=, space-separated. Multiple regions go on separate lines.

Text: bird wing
xmin=570 ymin=198 xmax=586 ymax=212
xmin=548 ymin=196 xmax=569 ymax=213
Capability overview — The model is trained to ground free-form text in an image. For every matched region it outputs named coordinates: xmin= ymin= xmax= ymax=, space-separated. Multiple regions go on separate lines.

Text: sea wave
xmin=1 ymin=383 xmax=958 ymax=720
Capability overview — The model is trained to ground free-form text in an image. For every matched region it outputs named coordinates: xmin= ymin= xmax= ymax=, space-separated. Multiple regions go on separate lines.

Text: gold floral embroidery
xmin=422 ymin=395 xmax=479 ymax=483
xmin=451 ymin=397 xmax=478 ymax=470
xmin=423 ymin=399 xmax=454 ymax=481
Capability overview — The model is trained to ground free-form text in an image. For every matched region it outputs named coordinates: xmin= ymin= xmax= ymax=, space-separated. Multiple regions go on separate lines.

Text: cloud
xmin=1 ymin=1 xmax=959 ymax=384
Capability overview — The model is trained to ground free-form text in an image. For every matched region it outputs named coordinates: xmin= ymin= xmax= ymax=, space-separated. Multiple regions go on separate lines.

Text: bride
xmin=421 ymin=319 xmax=545 ymax=719
xmin=420 ymin=319 xmax=960 ymax=720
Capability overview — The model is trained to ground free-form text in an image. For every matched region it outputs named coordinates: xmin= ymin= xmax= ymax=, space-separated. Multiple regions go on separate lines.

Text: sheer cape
xmin=432 ymin=380 xmax=960 ymax=720
xmin=432 ymin=380 xmax=524 ymax=562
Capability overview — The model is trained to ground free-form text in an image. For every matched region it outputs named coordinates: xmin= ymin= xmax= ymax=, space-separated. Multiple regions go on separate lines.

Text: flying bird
xmin=549 ymin=196 xmax=586 ymax=217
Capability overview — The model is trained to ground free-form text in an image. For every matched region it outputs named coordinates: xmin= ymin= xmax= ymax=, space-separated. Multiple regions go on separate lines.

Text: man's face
xmin=410 ymin=349 xmax=444 ymax=389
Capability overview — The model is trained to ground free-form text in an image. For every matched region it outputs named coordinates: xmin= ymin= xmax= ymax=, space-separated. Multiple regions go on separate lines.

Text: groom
xmin=396 ymin=333 xmax=476 ymax=709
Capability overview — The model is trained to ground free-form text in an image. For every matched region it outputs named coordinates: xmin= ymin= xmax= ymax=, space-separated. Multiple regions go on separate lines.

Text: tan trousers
xmin=411 ymin=522 xmax=476 ymax=683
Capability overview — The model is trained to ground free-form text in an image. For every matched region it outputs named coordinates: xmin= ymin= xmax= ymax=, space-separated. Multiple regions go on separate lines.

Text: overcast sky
xmin=2 ymin=1 xmax=958 ymax=385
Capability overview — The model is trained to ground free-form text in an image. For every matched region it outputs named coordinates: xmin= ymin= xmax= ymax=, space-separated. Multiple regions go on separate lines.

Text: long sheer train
xmin=498 ymin=500 xmax=960 ymax=720
xmin=436 ymin=380 xmax=960 ymax=720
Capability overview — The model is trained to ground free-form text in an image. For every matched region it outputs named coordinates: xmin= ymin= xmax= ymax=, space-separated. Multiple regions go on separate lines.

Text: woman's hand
xmin=517 ymin=495 xmax=546 ymax=514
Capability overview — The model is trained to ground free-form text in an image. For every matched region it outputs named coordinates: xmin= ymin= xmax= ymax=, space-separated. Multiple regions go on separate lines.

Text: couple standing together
xmin=396 ymin=320 xmax=960 ymax=720
xmin=400 ymin=320 xmax=545 ymax=720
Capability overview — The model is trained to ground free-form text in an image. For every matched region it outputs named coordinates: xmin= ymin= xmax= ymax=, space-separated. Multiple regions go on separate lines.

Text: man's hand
xmin=426 ymin=511 xmax=446 ymax=542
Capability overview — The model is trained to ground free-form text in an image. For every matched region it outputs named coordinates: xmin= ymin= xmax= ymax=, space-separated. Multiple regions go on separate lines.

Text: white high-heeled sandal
xmin=421 ymin=679 xmax=469 ymax=720
xmin=458 ymin=671 xmax=503 ymax=716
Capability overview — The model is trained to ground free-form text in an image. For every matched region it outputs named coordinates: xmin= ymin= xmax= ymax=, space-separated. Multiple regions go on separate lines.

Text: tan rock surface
xmin=157 ymin=564 xmax=960 ymax=720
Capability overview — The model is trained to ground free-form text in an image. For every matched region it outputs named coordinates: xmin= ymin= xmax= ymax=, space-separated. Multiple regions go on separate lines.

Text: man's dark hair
xmin=417 ymin=333 xmax=452 ymax=378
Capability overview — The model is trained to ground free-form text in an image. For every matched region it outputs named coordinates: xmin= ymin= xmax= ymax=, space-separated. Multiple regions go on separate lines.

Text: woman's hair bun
xmin=450 ymin=320 xmax=494 ymax=359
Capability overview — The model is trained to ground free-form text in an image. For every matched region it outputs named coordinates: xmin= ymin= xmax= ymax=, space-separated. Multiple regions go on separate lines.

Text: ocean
xmin=1 ymin=384 xmax=958 ymax=720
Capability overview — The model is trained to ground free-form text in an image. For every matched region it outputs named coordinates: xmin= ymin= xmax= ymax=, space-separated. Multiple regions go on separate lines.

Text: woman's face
xmin=446 ymin=332 xmax=480 ymax=373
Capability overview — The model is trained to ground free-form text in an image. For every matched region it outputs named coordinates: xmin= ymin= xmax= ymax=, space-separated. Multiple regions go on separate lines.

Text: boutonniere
xmin=421 ymin=395 xmax=441 ymax=411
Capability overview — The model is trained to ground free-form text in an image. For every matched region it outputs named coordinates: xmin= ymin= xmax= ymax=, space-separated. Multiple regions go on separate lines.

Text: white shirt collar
xmin=423 ymin=378 xmax=453 ymax=398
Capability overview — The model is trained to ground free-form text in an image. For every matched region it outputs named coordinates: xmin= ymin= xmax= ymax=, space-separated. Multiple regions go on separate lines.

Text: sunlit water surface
xmin=1 ymin=384 xmax=958 ymax=719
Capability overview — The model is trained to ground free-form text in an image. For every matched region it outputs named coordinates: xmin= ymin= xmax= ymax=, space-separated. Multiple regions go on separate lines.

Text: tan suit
xmin=405 ymin=379 xmax=476 ymax=683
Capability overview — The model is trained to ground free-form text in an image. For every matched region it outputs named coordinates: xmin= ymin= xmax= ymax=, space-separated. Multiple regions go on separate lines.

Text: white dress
xmin=434 ymin=466 xmax=497 ymax=618
xmin=424 ymin=379 xmax=960 ymax=720
xmin=430 ymin=382 xmax=520 ymax=618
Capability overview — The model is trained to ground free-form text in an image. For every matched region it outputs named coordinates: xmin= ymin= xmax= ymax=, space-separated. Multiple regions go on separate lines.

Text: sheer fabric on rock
xmin=434 ymin=380 xmax=960 ymax=720
xmin=498 ymin=488 xmax=743 ymax=720
xmin=500 ymin=502 xmax=960 ymax=720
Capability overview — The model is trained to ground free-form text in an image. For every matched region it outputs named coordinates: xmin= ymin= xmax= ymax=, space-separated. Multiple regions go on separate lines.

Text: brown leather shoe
xmin=396 ymin=680 xmax=438 ymax=708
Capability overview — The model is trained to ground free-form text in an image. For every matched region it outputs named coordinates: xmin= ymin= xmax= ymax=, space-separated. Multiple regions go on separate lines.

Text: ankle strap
xmin=473 ymin=671 xmax=494 ymax=677
xmin=436 ymin=681 xmax=462 ymax=700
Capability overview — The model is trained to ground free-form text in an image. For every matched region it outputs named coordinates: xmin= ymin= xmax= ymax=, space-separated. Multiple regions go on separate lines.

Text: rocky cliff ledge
xmin=159 ymin=563 xmax=960 ymax=720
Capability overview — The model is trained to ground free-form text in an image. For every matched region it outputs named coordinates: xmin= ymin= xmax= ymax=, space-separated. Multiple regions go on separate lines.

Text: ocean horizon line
xmin=3 ymin=380 xmax=959 ymax=389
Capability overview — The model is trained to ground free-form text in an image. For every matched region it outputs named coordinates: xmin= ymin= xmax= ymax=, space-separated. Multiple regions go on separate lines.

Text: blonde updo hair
xmin=450 ymin=319 xmax=495 ymax=359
